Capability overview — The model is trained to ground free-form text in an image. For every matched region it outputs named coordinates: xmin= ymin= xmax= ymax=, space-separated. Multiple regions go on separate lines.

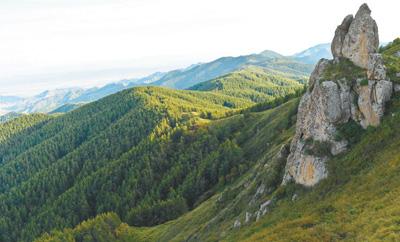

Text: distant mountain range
xmin=292 ymin=43 xmax=332 ymax=64
xmin=0 ymin=44 xmax=331 ymax=115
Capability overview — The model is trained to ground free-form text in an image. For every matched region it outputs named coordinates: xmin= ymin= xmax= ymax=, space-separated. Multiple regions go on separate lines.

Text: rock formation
xmin=332 ymin=3 xmax=379 ymax=69
xmin=282 ymin=4 xmax=393 ymax=186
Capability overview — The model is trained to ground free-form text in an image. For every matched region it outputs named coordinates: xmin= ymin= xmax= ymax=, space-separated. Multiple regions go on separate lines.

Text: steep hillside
xmin=36 ymin=97 xmax=300 ymax=242
xmin=0 ymin=78 xmax=303 ymax=242
xmin=38 ymin=92 xmax=400 ymax=242
xmin=188 ymin=66 xmax=305 ymax=104
xmin=380 ymin=37 xmax=400 ymax=84
xmin=34 ymin=4 xmax=400 ymax=242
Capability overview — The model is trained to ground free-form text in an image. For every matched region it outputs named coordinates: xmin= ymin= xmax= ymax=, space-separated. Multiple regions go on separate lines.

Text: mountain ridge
xmin=0 ymin=45 xmax=328 ymax=114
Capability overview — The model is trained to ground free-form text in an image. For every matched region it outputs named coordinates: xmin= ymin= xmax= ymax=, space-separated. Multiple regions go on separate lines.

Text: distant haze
xmin=1 ymin=0 xmax=398 ymax=96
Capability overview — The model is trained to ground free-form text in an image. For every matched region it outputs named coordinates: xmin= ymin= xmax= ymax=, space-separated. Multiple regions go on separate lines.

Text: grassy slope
xmin=227 ymin=93 xmax=400 ymax=242
xmin=381 ymin=38 xmax=400 ymax=83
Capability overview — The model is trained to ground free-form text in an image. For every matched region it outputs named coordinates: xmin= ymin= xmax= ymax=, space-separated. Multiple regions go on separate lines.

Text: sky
xmin=0 ymin=0 xmax=399 ymax=96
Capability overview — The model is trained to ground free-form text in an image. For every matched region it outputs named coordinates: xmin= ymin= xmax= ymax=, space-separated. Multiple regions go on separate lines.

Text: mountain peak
xmin=259 ymin=50 xmax=284 ymax=58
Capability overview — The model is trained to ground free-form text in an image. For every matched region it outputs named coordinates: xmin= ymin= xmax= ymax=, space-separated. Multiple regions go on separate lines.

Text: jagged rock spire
xmin=331 ymin=3 xmax=379 ymax=69
xmin=282 ymin=4 xmax=392 ymax=187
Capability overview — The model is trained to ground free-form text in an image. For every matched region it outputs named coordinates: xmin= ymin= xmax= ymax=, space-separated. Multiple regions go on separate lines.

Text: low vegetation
xmin=321 ymin=58 xmax=367 ymax=82
xmin=380 ymin=38 xmax=400 ymax=83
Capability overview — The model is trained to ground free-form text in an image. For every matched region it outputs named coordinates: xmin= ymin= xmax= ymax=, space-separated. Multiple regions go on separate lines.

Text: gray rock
xmin=332 ymin=15 xmax=353 ymax=57
xmin=308 ymin=59 xmax=330 ymax=91
xmin=331 ymin=4 xmax=379 ymax=69
xmin=395 ymin=51 xmax=400 ymax=57
xmin=368 ymin=53 xmax=386 ymax=80
xmin=260 ymin=200 xmax=271 ymax=211
xmin=358 ymin=80 xmax=392 ymax=128
xmin=282 ymin=4 xmax=392 ymax=187
xmin=245 ymin=212 xmax=252 ymax=223
xmin=233 ymin=220 xmax=241 ymax=228
xmin=394 ymin=84 xmax=400 ymax=92
xmin=342 ymin=4 xmax=379 ymax=69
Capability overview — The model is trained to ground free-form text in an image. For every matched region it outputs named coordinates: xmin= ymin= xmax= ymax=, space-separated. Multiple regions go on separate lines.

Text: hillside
xmin=0 ymin=112 xmax=22 ymax=123
xmin=49 ymin=103 xmax=85 ymax=114
xmin=380 ymin=38 xmax=400 ymax=84
xmin=0 ymin=76 xmax=304 ymax=242
xmin=36 ymin=97 xmax=300 ymax=242
xmin=188 ymin=66 xmax=306 ymax=104
xmin=153 ymin=50 xmax=312 ymax=89
xmin=37 ymin=93 xmax=400 ymax=242
xmin=32 ymin=3 xmax=400 ymax=242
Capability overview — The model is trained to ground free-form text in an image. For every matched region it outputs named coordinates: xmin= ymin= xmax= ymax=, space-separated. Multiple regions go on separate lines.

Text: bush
xmin=334 ymin=120 xmax=364 ymax=145
xmin=304 ymin=138 xmax=332 ymax=157
xmin=360 ymin=79 xmax=369 ymax=86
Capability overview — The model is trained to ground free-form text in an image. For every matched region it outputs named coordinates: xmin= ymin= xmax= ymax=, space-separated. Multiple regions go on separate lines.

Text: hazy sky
xmin=1 ymin=0 xmax=399 ymax=96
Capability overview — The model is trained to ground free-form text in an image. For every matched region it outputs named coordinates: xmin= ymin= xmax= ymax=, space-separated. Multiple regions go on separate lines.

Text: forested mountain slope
xmin=0 ymin=72 xmax=304 ymax=242
xmin=37 ymin=95 xmax=300 ymax=242
xmin=33 ymin=11 xmax=400 ymax=241
xmin=38 ymin=92 xmax=400 ymax=242
xmin=188 ymin=66 xmax=306 ymax=104
xmin=153 ymin=50 xmax=312 ymax=89
xmin=37 ymin=43 xmax=400 ymax=241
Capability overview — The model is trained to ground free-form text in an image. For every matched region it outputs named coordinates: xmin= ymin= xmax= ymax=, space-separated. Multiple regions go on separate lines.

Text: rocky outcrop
xmin=282 ymin=4 xmax=392 ymax=186
xmin=332 ymin=3 xmax=379 ymax=69
xmin=331 ymin=15 xmax=353 ymax=58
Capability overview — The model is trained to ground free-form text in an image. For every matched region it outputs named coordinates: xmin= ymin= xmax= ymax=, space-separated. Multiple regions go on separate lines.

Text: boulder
xmin=394 ymin=84 xmax=400 ymax=92
xmin=233 ymin=220 xmax=241 ymax=228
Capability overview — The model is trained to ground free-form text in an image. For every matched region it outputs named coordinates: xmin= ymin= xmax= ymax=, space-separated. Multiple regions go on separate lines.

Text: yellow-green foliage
xmin=38 ymin=93 xmax=400 ymax=242
xmin=0 ymin=113 xmax=50 ymax=143
xmin=381 ymin=38 xmax=400 ymax=83
xmin=34 ymin=98 xmax=300 ymax=242
xmin=189 ymin=66 xmax=305 ymax=105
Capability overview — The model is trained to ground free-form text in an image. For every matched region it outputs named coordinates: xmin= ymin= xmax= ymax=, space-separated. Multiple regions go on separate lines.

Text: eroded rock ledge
xmin=282 ymin=4 xmax=393 ymax=186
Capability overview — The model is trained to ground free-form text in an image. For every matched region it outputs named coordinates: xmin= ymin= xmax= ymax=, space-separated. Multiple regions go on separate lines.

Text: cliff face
xmin=283 ymin=3 xmax=393 ymax=186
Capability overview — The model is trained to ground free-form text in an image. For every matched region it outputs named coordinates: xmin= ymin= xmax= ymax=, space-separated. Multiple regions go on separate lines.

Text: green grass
xmin=321 ymin=58 xmax=367 ymax=83
xmin=381 ymin=38 xmax=400 ymax=83
xmin=224 ymin=93 xmax=400 ymax=241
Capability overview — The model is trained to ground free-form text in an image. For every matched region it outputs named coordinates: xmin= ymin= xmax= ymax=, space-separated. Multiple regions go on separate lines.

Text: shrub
xmin=360 ymin=79 xmax=369 ymax=86
xmin=304 ymin=138 xmax=332 ymax=157
xmin=334 ymin=120 xmax=364 ymax=145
